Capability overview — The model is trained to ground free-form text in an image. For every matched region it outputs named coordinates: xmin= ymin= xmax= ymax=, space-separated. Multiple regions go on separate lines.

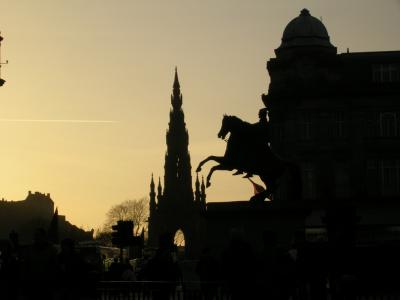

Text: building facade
xmin=264 ymin=9 xmax=400 ymax=236
xmin=148 ymin=9 xmax=400 ymax=256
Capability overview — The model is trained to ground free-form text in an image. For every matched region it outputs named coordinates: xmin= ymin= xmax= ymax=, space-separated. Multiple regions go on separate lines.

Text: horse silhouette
xmin=196 ymin=115 xmax=301 ymax=202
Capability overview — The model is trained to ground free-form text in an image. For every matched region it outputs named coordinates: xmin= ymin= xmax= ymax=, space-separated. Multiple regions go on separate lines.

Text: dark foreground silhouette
xmin=1 ymin=228 xmax=400 ymax=299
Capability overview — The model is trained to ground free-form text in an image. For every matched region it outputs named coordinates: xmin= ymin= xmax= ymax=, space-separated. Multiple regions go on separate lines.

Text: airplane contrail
xmin=0 ymin=119 xmax=117 ymax=123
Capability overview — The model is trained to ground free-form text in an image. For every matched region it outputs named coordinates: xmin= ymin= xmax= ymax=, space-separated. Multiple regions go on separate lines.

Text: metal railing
xmin=97 ymin=281 xmax=231 ymax=300
xmin=96 ymin=281 xmax=400 ymax=300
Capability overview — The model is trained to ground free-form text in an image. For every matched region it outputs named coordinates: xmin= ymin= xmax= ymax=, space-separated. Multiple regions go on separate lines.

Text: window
xmin=332 ymin=112 xmax=345 ymax=138
xmin=366 ymin=160 xmax=379 ymax=196
xmin=372 ymin=64 xmax=400 ymax=83
xmin=174 ymin=229 xmax=185 ymax=247
xmin=379 ymin=112 xmax=397 ymax=137
xmin=368 ymin=160 xmax=400 ymax=196
xmin=335 ymin=164 xmax=349 ymax=198
xmin=303 ymin=163 xmax=316 ymax=199
xmin=380 ymin=160 xmax=400 ymax=196
xmin=299 ymin=113 xmax=312 ymax=140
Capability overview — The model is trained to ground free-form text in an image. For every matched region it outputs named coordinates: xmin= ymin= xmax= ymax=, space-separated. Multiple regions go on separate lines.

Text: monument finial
xmin=173 ymin=66 xmax=180 ymax=89
xmin=171 ymin=67 xmax=183 ymax=109
xmin=150 ymin=173 xmax=155 ymax=189
xmin=195 ymin=173 xmax=201 ymax=202
xmin=157 ymin=177 xmax=162 ymax=196
xmin=300 ymin=8 xmax=310 ymax=16
xmin=200 ymin=176 xmax=206 ymax=204
xmin=150 ymin=174 xmax=156 ymax=210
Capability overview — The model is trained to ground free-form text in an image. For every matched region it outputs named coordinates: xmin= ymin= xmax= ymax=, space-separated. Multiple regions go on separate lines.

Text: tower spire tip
xmin=173 ymin=67 xmax=180 ymax=88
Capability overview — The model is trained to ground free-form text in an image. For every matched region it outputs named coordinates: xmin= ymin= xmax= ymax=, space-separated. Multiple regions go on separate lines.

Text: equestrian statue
xmin=196 ymin=99 xmax=301 ymax=203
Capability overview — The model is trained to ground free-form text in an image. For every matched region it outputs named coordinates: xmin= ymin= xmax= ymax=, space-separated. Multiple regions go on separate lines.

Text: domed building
xmin=264 ymin=9 xmax=400 ymax=242
xmin=148 ymin=9 xmax=400 ymax=259
xmin=276 ymin=8 xmax=336 ymax=57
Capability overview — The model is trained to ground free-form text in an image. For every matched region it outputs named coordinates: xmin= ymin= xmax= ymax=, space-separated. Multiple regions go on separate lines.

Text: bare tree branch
xmin=104 ymin=197 xmax=149 ymax=236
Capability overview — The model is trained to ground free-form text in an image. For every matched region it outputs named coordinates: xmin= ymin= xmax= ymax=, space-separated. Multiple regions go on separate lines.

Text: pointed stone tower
xmin=162 ymin=68 xmax=194 ymax=206
xmin=148 ymin=69 xmax=205 ymax=257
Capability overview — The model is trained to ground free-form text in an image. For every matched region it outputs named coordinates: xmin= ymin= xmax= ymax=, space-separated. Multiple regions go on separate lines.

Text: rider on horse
xmin=196 ymin=97 xmax=301 ymax=202
xmin=233 ymin=107 xmax=270 ymax=178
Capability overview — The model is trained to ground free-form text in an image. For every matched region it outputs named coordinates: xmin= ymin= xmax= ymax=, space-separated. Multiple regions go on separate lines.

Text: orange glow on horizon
xmin=0 ymin=1 xmax=399 ymax=229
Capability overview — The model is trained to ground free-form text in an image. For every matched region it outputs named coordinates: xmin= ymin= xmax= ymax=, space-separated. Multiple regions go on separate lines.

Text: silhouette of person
xmin=57 ymin=238 xmax=88 ymax=300
xmin=0 ymin=231 xmax=22 ymax=300
xmin=121 ymin=259 xmax=136 ymax=281
xmin=107 ymin=256 xmax=124 ymax=280
xmin=141 ymin=233 xmax=182 ymax=300
xmin=22 ymin=228 xmax=58 ymax=300
xmin=0 ymin=238 xmax=21 ymax=300
xmin=254 ymin=107 xmax=270 ymax=142
xmin=258 ymin=230 xmax=280 ymax=299
xmin=196 ymin=248 xmax=220 ymax=300
xmin=220 ymin=230 xmax=258 ymax=300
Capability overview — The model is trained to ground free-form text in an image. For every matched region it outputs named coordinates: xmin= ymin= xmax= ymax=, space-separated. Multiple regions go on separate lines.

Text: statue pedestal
xmin=204 ymin=200 xmax=307 ymax=255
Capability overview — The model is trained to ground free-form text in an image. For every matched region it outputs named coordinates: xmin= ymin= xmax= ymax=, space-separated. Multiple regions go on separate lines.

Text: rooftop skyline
xmin=0 ymin=0 xmax=399 ymax=229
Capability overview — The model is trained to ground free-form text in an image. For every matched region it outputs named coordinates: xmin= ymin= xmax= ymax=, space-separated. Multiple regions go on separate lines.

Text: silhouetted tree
xmin=104 ymin=197 xmax=149 ymax=235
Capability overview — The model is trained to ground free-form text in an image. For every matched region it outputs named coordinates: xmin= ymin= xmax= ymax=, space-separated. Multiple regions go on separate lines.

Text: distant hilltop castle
xmin=0 ymin=191 xmax=92 ymax=244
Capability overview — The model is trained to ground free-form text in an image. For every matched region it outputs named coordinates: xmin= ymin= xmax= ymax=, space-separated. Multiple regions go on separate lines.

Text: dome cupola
xmin=275 ymin=9 xmax=336 ymax=56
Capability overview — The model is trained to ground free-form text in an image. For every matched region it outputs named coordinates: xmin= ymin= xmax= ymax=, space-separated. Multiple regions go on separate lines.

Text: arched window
xmin=174 ymin=229 xmax=186 ymax=258
xmin=174 ymin=229 xmax=185 ymax=247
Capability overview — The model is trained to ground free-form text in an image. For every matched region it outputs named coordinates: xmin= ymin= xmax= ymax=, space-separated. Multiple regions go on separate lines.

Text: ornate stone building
xmin=148 ymin=69 xmax=206 ymax=257
xmin=264 ymin=9 xmax=400 ymax=238
xmin=148 ymin=9 xmax=400 ymax=256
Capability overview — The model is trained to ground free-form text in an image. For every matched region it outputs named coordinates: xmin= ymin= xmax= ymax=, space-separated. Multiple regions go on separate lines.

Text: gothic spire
xmin=195 ymin=173 xmax=201 ymax=202
xmin=149 ymin=174 xmax=156 ymax=211
xmin=173 ymin=66 xmax=180 ymax=89
xmin=163 ymin=68 xmax=193 ymax=203
xmin=150 ymin=173 xmax=155 ymax=191
xmin=201 ymin=176 xmax=206 ymax=205
xmin=171 ymin=67 xmax=182 ymax=109
xmin=157 ymin=177 xmax=163 ymax=203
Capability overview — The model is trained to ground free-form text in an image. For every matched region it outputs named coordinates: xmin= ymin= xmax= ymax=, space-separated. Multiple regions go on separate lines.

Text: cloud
xmin=0 ymin=119 xmax=117 ymax=123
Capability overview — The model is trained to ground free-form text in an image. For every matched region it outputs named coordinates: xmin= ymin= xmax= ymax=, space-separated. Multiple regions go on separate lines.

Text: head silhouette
xmin=258 ymin=108 xmax=267 ymax=120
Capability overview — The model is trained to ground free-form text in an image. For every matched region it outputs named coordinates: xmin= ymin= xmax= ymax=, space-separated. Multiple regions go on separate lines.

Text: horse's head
xmin=218 ymin=114 xmax=232 ymax=140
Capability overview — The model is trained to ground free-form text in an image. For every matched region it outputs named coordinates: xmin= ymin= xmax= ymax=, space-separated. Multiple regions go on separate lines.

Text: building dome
xmin=276 ymin=9 xmax=335 ymax=53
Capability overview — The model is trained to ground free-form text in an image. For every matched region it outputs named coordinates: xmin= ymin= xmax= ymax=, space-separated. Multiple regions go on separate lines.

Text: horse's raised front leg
xmin=206 ymin=164 xmax=233 ymax=187
xmin=196 ymin=156 xmax=225 ymax=172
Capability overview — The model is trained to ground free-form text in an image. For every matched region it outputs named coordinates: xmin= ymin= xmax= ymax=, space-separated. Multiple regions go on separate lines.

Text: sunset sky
xmin=0 ymin=0 xmax=399 ymax=229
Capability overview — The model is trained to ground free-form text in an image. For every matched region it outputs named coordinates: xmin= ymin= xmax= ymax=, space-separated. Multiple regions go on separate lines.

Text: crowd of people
xmin=0 ymin=229 xmax=184 ymax=300
xmin=1 ymin=227 xmax=399 ymax=299
xmin=0 ymin=228 xmax=98 ymax=299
